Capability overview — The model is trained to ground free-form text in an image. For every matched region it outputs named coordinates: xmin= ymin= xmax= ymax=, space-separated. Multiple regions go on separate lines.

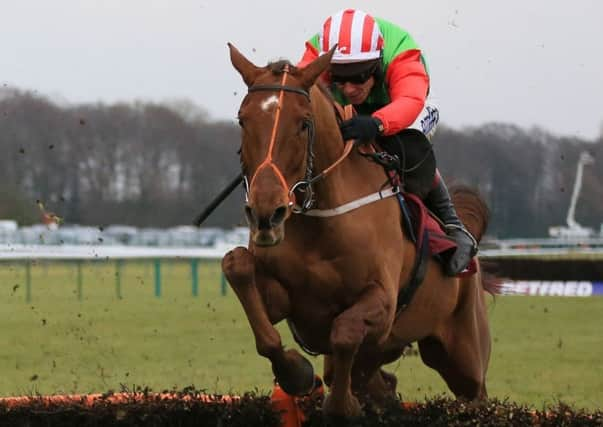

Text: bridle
xmin=243 ymin=64 xmax=356 ymax=213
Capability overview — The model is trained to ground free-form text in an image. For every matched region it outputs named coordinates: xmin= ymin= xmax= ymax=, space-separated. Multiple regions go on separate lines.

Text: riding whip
xmin=193 ymin=173 xmax=243 ymax=227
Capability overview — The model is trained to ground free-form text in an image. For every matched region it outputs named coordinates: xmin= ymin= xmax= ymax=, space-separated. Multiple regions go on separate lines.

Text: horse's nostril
xmin=271 ymin=205 xmax=288 ymax=227
xmin=245 ymin=205 xmax=287 ymax=230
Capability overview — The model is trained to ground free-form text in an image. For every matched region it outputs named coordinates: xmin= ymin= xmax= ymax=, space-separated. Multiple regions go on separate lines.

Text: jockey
xmin=298 ymin=8 xmax=477 ymax=276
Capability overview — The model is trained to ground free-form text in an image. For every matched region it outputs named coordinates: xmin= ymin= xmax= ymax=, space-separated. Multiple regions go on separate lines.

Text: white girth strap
xmin=293 ymin=186 xmax=399 ymax=218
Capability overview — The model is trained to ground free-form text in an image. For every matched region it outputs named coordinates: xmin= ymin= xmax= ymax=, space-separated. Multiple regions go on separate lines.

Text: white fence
xmin=0 ymin=224 xmax=250 ymax=248
xmin=0 ymin=244 xmax=229 ymax=260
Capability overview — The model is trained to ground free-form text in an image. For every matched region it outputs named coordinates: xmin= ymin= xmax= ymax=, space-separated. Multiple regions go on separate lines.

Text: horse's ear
xmin=228 ymin=43 xmax=261 ymax=87
xmin=298 ymin=46 xmax=336 ymax=89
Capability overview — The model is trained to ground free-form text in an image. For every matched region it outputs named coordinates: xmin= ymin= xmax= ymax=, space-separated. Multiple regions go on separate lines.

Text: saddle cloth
xmin=402 ymin=190 xmax=477 ymax=277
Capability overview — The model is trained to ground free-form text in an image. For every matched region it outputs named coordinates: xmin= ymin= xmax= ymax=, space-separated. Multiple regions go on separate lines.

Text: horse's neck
xmin=309 ymin=86 xmax=386 ymax=207
xmin=283 ymin=88 xmax=403 ymax=257
xmin=310 ymin=90 xmax=346 ymax=172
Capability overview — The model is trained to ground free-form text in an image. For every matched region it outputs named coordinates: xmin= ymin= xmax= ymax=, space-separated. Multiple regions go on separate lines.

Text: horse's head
xmin=229 ymin=43 xmax=334 ymax=246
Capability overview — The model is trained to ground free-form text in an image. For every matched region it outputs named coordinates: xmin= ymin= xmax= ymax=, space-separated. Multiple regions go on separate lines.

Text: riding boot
xmin=424 ymin=174 xmax=478 ymax=276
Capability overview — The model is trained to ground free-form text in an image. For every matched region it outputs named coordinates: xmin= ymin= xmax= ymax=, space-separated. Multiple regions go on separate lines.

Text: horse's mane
xmin=316 ymin=81 xmax=336 ymax=102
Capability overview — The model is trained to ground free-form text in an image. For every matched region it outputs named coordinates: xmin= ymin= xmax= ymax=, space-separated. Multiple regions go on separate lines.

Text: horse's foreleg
xmin=222 ymin=247 xmax=315 ymax=396
xmin=324 ymin=284 xmax=393 ymax=417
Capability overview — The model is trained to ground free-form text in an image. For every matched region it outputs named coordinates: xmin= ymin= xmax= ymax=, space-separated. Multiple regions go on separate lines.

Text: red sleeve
xmin=372 ymin=49 xmax=429 ymax=136
xmin=297 ymin=41 xmax=319 ymax=68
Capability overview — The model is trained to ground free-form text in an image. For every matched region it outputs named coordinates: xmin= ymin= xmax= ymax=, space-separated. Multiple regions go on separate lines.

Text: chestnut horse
xmin=222 ymin=44 xmax=494 ymax=418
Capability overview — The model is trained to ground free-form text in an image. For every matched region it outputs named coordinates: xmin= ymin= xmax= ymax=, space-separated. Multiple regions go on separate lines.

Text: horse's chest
xmin=257 ymin=253 xmax=372 ymax=354
xmin=262 ymin=254 xmax=361 ymax=307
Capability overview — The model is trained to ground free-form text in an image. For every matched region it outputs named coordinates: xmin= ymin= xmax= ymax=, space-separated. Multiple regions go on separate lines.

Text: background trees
xmin=1 ymin=89 xmax=601 ymax=238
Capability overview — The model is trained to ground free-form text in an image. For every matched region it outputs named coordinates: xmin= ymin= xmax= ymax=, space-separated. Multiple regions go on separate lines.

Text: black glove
xmin=339 ymin=116 xmax=383 ymax=143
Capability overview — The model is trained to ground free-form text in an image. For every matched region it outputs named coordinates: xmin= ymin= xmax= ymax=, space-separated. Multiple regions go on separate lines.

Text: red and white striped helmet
xmin=319 ymin=9 xmax=384 ymax=64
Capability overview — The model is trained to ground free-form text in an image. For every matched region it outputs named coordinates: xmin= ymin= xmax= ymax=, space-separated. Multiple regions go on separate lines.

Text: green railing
xmin=3 ymin=258 xmax=229 ymax=303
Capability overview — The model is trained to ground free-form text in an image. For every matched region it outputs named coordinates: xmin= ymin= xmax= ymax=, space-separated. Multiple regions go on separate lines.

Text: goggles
xmin=330 ymin=61 xmax=379 ymax=85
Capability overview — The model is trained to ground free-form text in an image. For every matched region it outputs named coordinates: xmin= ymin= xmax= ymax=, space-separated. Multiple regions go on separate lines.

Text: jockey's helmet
xmin=319 ymin=9 xmax=384 ymax=80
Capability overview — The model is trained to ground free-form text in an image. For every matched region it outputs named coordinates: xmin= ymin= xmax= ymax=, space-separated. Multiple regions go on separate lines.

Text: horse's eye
xmin=238 ymin=118 xmax=244 ymax=128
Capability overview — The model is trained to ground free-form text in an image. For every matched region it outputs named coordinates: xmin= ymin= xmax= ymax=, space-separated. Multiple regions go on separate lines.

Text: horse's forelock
xmin=267 ymin=60 xmax=296 ymax=75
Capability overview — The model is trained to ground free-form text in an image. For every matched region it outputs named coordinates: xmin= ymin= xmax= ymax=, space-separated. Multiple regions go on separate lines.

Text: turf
xmin=0 ymin=259 xmax=601 ymax=410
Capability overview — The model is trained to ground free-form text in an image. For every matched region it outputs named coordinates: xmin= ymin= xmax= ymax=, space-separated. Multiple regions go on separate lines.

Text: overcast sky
xmin=1 ymin=0 xmax=601 ymax=139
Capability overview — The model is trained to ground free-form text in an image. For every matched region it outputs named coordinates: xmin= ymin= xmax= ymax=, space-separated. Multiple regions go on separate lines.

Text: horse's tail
xmin=450 ymin=185 xmax=503 ymax=295
xmin=479 ymin=260 xmax=505 ymax=295
xmin=449 ymin=185 xmax=489 ymax=243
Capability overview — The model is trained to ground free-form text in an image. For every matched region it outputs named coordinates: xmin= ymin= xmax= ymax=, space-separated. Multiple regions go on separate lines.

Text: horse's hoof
xmin=272 ymin=349 xmax=315 ymax=396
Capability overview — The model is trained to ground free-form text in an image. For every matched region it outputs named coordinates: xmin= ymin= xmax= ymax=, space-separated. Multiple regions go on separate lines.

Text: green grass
xmin=0 ymin=260 xmax=601 ymax=410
